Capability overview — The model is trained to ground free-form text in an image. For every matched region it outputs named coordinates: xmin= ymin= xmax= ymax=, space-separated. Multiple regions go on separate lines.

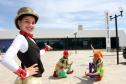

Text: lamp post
xmin=109 ymin=9 xmax=123 ymax=64
xmin=74 ymin=32 xmax=77 ymax=54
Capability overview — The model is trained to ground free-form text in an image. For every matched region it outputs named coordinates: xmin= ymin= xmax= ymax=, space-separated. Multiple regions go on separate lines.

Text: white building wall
xmin=0 ymin=29 xmax=126 ymax=48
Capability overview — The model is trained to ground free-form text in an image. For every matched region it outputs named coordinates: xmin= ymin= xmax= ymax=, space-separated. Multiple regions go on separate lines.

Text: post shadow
xmin=74 ymin=76 xmax=94 ymax=84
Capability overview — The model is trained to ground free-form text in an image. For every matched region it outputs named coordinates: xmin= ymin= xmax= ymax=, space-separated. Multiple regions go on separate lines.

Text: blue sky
xmin=0 ymin=0 xmax=125 ymax=31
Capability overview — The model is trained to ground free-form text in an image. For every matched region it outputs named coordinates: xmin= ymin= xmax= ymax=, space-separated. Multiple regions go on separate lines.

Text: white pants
xmin=14 ymin=76 xmax=42 ymax=84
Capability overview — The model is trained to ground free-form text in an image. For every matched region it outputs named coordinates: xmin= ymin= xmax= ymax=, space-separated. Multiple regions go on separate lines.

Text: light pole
xmin=105 ymin=11 xmax=111 ymax=52
xmin=74 ymin=32 xmax=77 ymax=54
xmin=109 ymin=9 xmax=123 ymax=64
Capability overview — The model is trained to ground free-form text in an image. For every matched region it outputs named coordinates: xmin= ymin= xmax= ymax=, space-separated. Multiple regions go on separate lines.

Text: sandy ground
xmin=0 ymin=50 xmax=126 ymax=84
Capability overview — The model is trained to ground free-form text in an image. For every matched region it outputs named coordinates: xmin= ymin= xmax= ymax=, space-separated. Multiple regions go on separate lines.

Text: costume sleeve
xmin=1 ymin=34 xmax=28 ymax=72
xmin=40 ymin=49 xmax=46 ymax=56
xmin=97 ymin=67 xmax=104 ymax=76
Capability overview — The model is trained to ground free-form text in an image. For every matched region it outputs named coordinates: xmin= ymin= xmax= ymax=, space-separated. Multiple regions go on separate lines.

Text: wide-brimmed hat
xmin=15 ymin=7 xmax=39 ymax=29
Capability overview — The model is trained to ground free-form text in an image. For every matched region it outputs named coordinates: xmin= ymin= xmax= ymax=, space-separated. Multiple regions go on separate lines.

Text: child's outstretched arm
xmin=91 ymin=44 xmax=95 ymax=53
xmin=40 ymin=44 xmax=53 ymax=56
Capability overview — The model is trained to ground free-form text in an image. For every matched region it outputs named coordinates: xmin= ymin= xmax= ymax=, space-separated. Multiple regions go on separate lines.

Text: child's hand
xmin=83 ymin=72 xmax=88 ymax=78
xmin=25 ymin=63 xmax=39 ymax=76
xmin=70 ymin=61 xmax=73 ymax=65
xmin=44 ymin=44 xmax=53 ymax=51
xmin=47 ymin=45 xmax=53 ymax=50
xmin=85 ymin=72 xmax=87 ymax=76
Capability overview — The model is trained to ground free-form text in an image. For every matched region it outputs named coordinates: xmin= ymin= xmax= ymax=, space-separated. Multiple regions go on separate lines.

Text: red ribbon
xmin=20 ymin=31 xmax=33 ymax=38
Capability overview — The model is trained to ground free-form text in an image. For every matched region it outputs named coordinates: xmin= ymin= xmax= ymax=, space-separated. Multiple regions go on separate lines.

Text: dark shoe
xmin=67 ymin=70 xmax=74 ymax=74
xmin=53 ymin=71 xmax=58 ymax=77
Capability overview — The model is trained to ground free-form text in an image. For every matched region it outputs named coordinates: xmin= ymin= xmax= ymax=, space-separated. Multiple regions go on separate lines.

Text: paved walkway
xmin=0 ymin=50 xmax=126 ymax=84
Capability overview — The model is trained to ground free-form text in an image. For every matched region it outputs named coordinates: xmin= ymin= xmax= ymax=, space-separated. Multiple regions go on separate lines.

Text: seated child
xmin=89 ymin=51 xmax=103 ymax=73
xmin=53 ymin=50 xmax=74 ymax=78
xmin=85 ymin=51 xmax=104 ymax=81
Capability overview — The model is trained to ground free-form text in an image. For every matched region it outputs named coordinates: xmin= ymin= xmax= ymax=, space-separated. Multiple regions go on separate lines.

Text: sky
xmin=0 ymin=0 xmax=125 ymax=31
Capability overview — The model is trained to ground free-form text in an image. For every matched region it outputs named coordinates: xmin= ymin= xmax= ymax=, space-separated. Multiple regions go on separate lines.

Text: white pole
xmin=105 ymin=12 xmax=111 ymax=52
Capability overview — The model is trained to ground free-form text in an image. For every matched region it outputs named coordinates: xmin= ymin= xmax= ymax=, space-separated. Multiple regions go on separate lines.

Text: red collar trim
xmin=19 ymin=31 xmax=33 ymax=38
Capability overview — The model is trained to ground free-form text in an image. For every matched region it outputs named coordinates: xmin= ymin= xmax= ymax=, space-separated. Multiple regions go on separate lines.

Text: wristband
xmin=15 ymin=67 xmax=27 ymax=79
xmin=44 ymin=45 xmax=48 ymax=51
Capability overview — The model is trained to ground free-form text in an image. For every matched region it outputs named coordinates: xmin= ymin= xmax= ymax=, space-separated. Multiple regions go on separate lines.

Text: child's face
xmin=18 ymin=16 xmax=36 ymax=34
xmin=93 ymin=57 xmax=98 ymax=61
xmin=64 ymin=55 xmax=68 ymax=59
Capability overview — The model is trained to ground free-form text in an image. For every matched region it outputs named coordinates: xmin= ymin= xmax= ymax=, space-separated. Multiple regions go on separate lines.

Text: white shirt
xmin=1 ymin=34 xmax=45 ymax=72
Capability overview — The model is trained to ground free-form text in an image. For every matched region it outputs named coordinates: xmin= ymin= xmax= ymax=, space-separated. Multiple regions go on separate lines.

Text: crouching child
xmin=53 ymin=50 xmax=74 ymax=78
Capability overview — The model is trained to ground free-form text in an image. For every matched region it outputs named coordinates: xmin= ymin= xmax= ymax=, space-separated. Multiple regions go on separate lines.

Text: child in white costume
xmin=1 ymin=7 xmax=52 ymax=84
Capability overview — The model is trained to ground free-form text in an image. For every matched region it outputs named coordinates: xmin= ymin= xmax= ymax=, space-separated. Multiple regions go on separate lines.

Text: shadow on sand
xmin=48 ymin=76 xmax=59 ymax=80
xmin=74 ymin=76 xmax=95 ymax=84
xmin=48 ymin=76 xmax=66 ymax=80
xmin=120 ymin=62 xmax=126 ymax=65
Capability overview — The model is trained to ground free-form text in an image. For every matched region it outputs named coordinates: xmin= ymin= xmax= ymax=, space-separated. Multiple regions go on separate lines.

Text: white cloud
xmin=0 ymin=0 xmax=125 ymax=30
xmin=0 ymin=27 xmax=8 ymax=31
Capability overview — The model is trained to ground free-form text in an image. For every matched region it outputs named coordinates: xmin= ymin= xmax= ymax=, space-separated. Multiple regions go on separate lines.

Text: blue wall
xmin=0 ymin=39 xmax=13 ymax=52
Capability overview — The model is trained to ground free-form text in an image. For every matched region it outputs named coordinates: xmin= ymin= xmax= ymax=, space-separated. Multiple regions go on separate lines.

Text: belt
xmin=33 ymin=74 xmax=42 ymax=77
